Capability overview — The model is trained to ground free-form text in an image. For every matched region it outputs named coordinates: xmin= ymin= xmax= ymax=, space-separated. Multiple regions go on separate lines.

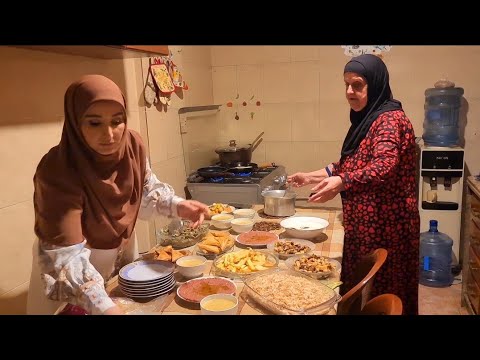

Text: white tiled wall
xmin=211 ymin=45 xmax=480 ymax=210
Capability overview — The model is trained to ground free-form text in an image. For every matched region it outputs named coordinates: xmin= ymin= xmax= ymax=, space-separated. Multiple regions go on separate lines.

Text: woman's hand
xmin=287 ymin=173 xmax=310 ymax=187
xmin=177 ymin=200 xmax=209 ymax=228
xmin=308 ymin=176 xmax=345 ymax=203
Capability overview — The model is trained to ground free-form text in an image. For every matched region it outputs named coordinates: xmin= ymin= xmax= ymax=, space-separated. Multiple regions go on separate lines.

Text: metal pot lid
xmin=215 ymin=139 xmax=251 ymax=153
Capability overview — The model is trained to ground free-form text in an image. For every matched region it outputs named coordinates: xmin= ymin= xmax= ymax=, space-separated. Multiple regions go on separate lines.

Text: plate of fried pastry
xmin=194 ymin=230 xmax=235 ymax=259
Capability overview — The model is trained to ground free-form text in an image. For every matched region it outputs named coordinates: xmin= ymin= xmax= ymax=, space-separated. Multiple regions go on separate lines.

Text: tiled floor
xmin=419 ymin=278 xmax=472 ymax=315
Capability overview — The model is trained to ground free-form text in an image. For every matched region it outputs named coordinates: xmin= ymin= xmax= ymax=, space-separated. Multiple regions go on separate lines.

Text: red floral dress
xmin=332 ymin=110 xmax=420 ymax=315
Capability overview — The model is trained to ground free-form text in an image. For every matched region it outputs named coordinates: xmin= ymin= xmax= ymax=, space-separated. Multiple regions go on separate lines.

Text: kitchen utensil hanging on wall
xmin=144 ymin=58 xmax=158 ymax=106
xmin=150 ymin=56 xmax=175 ymax=105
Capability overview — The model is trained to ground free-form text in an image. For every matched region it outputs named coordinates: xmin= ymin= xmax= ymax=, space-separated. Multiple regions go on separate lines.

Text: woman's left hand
xmin=308 ymin=176 xmax=345 ymax=203
xmin=177 ymin=200 xmax=209 ymax=228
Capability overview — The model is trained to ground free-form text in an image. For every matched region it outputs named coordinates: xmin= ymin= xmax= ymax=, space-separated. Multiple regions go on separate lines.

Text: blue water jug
xmin=422 ymin=80 xmax=464 ymax=147
xmin=419 ymin=220 xmax=454 ymax=287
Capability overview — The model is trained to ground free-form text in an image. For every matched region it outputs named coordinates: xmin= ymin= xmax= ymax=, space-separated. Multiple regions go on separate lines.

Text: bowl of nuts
xmin=284 ymin=252 xmax=341 ymax=279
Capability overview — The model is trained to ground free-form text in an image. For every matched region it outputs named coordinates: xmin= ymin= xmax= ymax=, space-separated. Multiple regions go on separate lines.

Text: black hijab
xmin=340 ymin=54 xmax=402 ymax=159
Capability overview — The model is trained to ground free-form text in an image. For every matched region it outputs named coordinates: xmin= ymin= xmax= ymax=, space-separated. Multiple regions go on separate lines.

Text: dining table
xmin=105 ymin=205 xmax=345 ymax=315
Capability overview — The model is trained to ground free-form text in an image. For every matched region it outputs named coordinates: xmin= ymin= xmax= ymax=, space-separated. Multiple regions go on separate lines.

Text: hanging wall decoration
xmin=341 ymin=45 xmax=392 ymax=57
xmin=224 ymin=93 xmax=262 ymax=120
xmin=144 ymin=52 xmax=188 ymax=109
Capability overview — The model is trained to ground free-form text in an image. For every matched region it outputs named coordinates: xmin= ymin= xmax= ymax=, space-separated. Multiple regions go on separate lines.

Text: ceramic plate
xmin=119 ymin=260 xmax=175 ymax=282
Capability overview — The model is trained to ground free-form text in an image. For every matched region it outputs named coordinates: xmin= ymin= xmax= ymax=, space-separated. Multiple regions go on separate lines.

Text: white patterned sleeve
xmin=138 ymin=158 xmax=185 ymax=221
xmin=38 ymin=240 xmax=115 ymax=315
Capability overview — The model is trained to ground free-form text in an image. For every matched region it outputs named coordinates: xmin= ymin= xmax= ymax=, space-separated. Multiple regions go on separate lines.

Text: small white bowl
xmin=233 ymin=208 xmax=256 ymax=219
xmin=230 ymin=218 xmax=254 ymax=233
xmin=200 ymin=294 xmax=239 ymax=315
xmin=211 ymin=214 xmax=234 ymax=229
xmin=176 ymin=255 xmax=207 ymax=278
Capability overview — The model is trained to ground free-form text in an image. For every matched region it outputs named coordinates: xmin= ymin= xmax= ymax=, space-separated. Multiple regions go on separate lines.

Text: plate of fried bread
xmin=194 ymin=230 xmax=235 ymax=259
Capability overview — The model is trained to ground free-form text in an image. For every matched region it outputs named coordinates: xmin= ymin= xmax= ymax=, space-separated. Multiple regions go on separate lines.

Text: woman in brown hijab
xmin=27 ymin=75 xmax=209 ymax=315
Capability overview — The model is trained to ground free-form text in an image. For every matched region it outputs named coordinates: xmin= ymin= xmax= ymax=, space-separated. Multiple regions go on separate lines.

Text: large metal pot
xmin=262 ymin=190 xmax=296 ymax=217
xmin=215 ymin=132 xmax=263 ymax=166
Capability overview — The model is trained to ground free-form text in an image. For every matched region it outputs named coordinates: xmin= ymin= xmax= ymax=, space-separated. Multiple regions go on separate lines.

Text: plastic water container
xmin=419 ymin=220 xmax=453 ymax=287
xmin=422 ymin=80 xmax=464 ymax=147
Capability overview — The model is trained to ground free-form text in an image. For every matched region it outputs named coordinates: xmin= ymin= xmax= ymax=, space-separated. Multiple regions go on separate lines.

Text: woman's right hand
xmin=287 ymin=173 xmax=310 ymax=187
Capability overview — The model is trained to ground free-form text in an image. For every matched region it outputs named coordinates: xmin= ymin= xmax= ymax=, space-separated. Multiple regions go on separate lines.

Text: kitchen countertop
xmin=106 ymin=205 xmax=345 ymax=315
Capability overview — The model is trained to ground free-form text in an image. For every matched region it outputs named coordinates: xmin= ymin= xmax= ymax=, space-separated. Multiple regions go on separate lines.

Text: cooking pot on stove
xmin=215 ymin=132 xmax=263 ymax=166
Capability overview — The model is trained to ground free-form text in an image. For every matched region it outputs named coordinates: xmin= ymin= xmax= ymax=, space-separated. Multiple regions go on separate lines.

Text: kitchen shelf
xmin=11 ymin=45 xmax=169 ymax=59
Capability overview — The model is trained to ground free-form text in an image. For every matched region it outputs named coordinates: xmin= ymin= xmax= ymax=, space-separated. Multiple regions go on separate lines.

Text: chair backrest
xmin=360 ymin=293 xmax=403 ymax=315
xmin=337 ymin=248 xmax=388 ymax=315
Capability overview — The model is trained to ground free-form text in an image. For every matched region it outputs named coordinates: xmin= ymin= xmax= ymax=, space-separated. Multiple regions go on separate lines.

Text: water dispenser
xmin=418 ymin=144 xmax=464 ymax=262
xmin=422 ymin=79 xmax=464 ymax=147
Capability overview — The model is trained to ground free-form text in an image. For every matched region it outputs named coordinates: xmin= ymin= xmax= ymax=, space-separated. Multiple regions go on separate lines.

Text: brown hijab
xmin=33 ymin=75 xmax=147 ymax=249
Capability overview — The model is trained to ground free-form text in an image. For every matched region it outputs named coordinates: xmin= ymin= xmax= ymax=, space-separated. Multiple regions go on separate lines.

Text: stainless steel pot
xmin=215 ymin=132 xmax=264 ymax=166
xmin=262 ymin=190 xmax=296 ymax=217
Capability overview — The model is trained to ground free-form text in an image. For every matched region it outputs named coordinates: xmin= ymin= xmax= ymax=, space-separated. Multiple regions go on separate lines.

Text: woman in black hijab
xmin=288 ymin=54 xmax=420 ymax=315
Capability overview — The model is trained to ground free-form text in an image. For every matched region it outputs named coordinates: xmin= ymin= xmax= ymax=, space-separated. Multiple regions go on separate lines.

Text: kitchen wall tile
xmin=163 ymin=108 xmax=183 ymax=159
xmin=0 ymin=122 xmax=63 ymax=209
xmin=265 ymin=141 xmax=295 ymax=172
xmin=263 ymin=63 xmax=294 ymax=103
xmin=290 ymin=142 xmax=320 ymax=174
xmin=145 ymin=108 xmax=169 ymax=164
xmin=182 ymin=46 xmax=211 ymax=67
xmin=291 ymin=46 xmax=321 ymax=62
xmin=211 ymin=46 xmax=263 ymax=66
xmin=0 ymin=201 xmax=36 ymax=296
xmin=292 ymin=61 xmax=320 ymax=103
xmin=235 ymin=106 xmax=265 ymax=146
xmin=151 ymin=156 xmax=187 ymax=199
xmin=212 ymin=66 xmax=237 ymax=105
xmin=237 ymin=65 xmax=264 ymax=104
xmin=183 ymin=64 xmax=213 ymax=107
xmin=292 ymin=102 xmax=321 ymax=142
xmin=262 ymin=46 xmax=291 ymax=63
xmin=263 ymin=103 xmax=293 ymax=142
xmin=318 ymin=99 xmax=351 ymax=142
xmin=0 ymin=281 xmax=29 ymax=314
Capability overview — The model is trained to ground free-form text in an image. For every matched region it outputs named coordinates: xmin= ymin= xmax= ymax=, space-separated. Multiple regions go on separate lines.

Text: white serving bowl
xmin=176 ymin=255 xmax=207 ymax=278
xmin=211 ymin=214 xmax=234 ymax=229
xmin=233 ymin=208 xmax=256 ymax=219
xmin=230 ymin=218 xmax=255 ymax=233
xmin=200 ymin=294 xmax=239 ymax=315
xmin=280 ymin=216 xmax=329 ymax=240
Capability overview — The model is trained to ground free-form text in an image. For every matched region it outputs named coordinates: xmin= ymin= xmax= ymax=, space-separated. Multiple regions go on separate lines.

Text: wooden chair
xmin=337 ymin=248 xmax=388 ymax=315
xmin=359 ymin=294 xmax=403 ymax=315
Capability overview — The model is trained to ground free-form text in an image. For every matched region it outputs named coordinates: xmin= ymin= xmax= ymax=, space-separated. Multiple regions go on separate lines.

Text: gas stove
xmin=185 ymin=165 xmax=287 ymax=208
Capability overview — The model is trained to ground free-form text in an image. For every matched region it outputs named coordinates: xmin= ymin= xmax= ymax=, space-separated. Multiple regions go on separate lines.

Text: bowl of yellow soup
xmin=211 ymin=214 xmax=234 ymax=230
xmin=230 ymin=218 xmax=254 ymax=233
xmin=176 ymin=255 xmax=207 ymax=278
xmin=200 ymin=294 xmax=239 ymax=315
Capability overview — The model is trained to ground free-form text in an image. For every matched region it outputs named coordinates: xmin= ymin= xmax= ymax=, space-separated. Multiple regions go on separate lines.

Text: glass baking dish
xmin=241 ymin=268 xmax=341 ymax=315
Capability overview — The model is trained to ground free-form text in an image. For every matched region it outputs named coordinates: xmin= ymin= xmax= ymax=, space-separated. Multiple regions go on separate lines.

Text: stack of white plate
xmin=118 ymin=260 xmax=176 ymax=299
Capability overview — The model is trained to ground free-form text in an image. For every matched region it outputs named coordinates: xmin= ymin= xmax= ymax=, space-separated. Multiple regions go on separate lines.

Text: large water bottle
xmin=419 ymin=220 xmax=454 ymax=287
xmin=422 ymin=79 xmax=464 ymax=147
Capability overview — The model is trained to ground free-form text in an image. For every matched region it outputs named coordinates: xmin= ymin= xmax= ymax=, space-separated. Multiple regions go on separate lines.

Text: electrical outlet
xmin=180 ymin=119 xmax=188 ymax=134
